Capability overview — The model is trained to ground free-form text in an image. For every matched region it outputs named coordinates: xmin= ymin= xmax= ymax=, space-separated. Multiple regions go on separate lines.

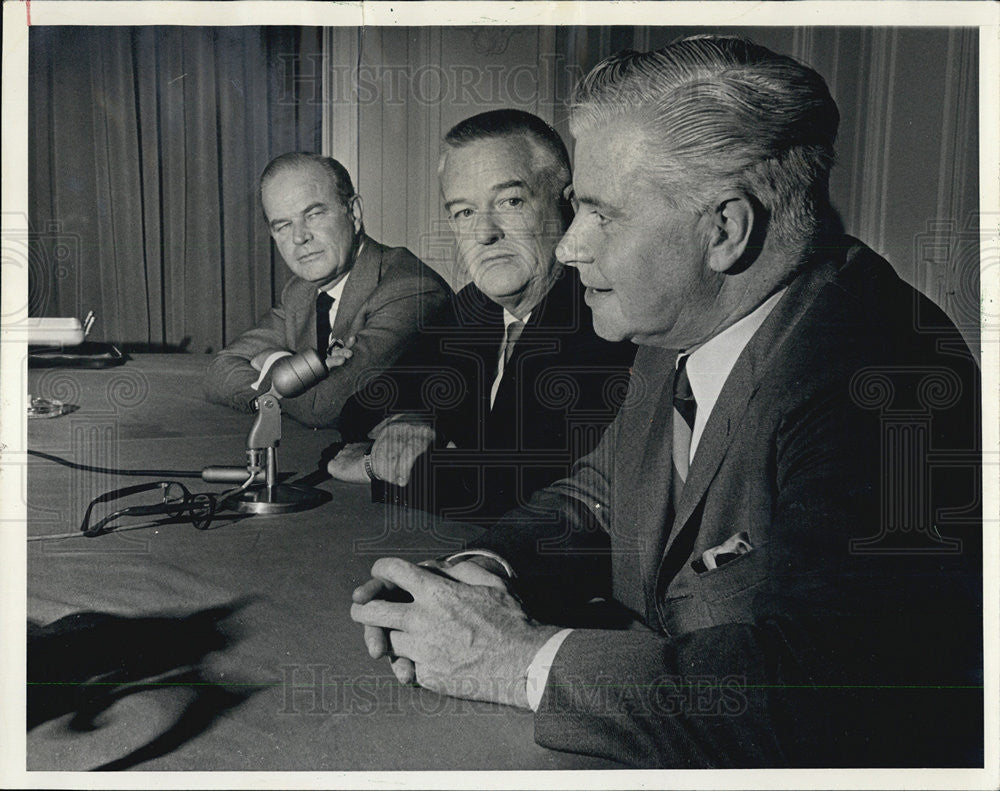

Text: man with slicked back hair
xmin=330 ymin=110 xmax=635 ymax=524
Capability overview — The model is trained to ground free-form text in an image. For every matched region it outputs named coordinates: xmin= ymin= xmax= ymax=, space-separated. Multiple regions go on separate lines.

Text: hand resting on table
xmin=350 ymin=557 xmax=557 ymax=708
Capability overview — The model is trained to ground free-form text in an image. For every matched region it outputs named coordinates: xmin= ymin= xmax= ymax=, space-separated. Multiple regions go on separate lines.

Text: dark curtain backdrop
xmin=29 ymin=26 xmax=322 ymax=353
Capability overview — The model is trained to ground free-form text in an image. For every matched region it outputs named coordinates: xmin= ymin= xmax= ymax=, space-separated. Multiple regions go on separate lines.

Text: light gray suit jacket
xmin=204 ymin=235 xmax=450 ymax=427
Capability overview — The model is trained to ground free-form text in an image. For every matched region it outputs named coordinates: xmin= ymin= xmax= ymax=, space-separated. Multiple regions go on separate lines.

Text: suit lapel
xmin=659 ymin=258 xmax=840 ymax=567
xmin=292 ymin=280 xmax=318 ymax=352
xmin=448 ymin=289 xmax=504 ymax=437
xmin=486 ymin=269 xmax=576 ymax=444
xmin=332 ymin=235 xmax=381 ymax=340
xmin=638 ymin=358 xmax=681 ymax=616
xmin=487 ymin=275 xmax=557 ymax=422
xmin=670 ymin=355 xmax=757 ymax=531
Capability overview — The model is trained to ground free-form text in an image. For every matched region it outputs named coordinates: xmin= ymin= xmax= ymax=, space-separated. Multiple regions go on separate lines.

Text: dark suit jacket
xmin=203 ymin=235 xmax=449 ymax=428
xmin=475 ymin=237 xmax=982 ymax=767
xmin=340 ymin=266 xmax=636 ymax=523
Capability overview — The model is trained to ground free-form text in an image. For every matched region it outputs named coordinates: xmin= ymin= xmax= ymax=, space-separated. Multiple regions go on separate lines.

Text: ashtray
xmin=27 ymin=395 xmax=76 ymax=419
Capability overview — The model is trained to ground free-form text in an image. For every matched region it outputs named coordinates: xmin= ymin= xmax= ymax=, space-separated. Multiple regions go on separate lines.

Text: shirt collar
xmin=683 ymin=287 xmax=787 ymax=430
xmin=502 ymin=308 xmax=530 ymax=330
xmin=318 ymin=237 xmax=363 ymax=301
xmin=320 ymin=271 xmax=351 ymax=303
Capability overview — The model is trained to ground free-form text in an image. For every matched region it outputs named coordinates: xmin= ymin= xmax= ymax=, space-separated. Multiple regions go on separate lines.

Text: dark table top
xmin=25 ymin=354 xmax=616 ymax=771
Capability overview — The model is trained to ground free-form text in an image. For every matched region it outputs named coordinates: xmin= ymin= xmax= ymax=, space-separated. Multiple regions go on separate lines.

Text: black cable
xmin=27 ymin=449 xmax=204 ymax=479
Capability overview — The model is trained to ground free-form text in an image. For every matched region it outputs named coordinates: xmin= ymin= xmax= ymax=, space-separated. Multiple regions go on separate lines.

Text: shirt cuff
xmin=525 ymin=628 xmax=573 ymax=711
xmin=251 ymin=350 xmax=293 ymax=391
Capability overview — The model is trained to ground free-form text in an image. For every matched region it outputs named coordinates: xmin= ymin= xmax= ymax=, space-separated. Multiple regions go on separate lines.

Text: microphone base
xmin=226 ymin=483 xmax=331 ymax=514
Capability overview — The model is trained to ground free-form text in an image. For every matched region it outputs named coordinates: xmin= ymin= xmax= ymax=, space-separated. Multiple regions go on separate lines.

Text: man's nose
xmin=474 ymin=212 xmax=504 ymax=245
xmin=292 ymin=222 xmax=312 ymax=245
xmin=555 ymin=219 xmax=591 ymax=269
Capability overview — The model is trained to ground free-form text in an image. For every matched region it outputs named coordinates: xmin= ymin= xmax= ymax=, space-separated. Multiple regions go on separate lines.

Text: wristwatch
xmin=363 ymin=442 xmax=380 ymax=482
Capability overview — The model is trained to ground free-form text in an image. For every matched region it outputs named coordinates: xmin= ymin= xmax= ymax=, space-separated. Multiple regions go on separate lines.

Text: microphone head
xmin=270 ymin=349 xmax=328 ymax=397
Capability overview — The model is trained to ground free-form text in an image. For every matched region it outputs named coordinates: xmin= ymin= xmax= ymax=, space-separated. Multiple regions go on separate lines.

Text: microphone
xmin=205 ymin=346 xmax=333 ymax=514
xmin=269 ymin=349 xmax=328 ymax=398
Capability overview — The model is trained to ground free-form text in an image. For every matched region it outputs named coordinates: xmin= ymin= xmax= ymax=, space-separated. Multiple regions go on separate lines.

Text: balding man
xmin=205 ymin=153 xmax=449 ymax=428
xmin=350 ymin=39 xmax=982 ymax=767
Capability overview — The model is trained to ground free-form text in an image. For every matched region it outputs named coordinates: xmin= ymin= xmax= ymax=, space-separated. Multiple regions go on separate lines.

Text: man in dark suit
xmin=349 ymin=39 xmax=982 ymax=767
xmin=204 ymin=153 xmax=449 ymax=428
xmin=328 ymin=110 xmax=634 ymax=523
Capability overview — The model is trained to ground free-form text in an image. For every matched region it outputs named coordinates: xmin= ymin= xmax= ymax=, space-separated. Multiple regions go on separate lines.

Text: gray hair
xmin=570 ymin=36 xmax=839 ymax=245
xmin=438 ymin=109 xmax=571 ymax=202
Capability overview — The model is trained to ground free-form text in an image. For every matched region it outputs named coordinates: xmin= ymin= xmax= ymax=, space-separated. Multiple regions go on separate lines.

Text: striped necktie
xmin=672 ymin=354 xmax=697 ymax=487
xmin=316 ymin=291 xmax=334 ymax=355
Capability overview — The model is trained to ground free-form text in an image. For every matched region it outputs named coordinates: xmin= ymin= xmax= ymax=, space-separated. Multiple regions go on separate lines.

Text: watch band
xmin=362 ymin=439 xmax=381 ymax=483
xmin=363 ymin=451 xmax=380 ymax=482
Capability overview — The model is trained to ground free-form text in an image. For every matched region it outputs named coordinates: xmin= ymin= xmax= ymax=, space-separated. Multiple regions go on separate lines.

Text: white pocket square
xmin=701 ymin=531 xmax=753 ymax=571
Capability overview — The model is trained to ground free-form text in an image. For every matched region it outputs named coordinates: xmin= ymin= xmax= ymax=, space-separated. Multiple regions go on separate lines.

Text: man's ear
xmin=704 ymin=192 xmax=755 ymax=274
xmin=349 ymin=194 xmax=364 ymax=233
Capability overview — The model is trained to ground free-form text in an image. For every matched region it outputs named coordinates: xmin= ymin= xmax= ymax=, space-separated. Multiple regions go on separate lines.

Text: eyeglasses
xmin=80 ymin=481 xmax=216 ymax=537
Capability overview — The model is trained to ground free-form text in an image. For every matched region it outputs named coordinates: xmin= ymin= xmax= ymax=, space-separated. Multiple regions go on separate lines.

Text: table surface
xmin=25 ymin=354 xmax=617 ymax=771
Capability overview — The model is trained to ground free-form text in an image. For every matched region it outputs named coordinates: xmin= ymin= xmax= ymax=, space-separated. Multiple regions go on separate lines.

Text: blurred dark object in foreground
xmin=27 ymin=602 xmax=255 ymax=770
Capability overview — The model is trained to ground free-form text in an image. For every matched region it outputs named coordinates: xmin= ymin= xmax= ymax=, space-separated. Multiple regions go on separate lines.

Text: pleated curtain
xmin=29 ymin=26 xmax=323 ymax=353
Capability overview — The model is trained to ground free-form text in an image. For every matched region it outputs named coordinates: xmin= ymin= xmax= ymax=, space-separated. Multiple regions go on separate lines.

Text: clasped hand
xmin=350 ymin=557 xmax=558 ymax=709
xmin=323 ymin=335 xmax=357 ymax=369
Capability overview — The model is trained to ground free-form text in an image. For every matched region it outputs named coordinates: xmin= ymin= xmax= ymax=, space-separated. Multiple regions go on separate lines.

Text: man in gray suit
xmin=349 ymin=38 xmax=981 ymax=767
xmin=204 ymin=153 xmax=449 ymax=428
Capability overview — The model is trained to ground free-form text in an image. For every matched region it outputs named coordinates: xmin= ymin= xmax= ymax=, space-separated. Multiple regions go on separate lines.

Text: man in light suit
xmin=349 ymin=38 xmax=982 ymax=767
xmin=329 ymin=110 xmax=634 ymax=523
xmin=204 ymin=153 xmax=450 ymax=428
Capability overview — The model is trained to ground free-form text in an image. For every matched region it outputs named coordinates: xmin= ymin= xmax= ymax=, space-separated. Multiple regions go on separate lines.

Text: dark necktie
xmin=490 ymin=319 xmax=525 ymax=409
xmin=501 ymin=319 xmax=525 ymax=366
xmin=316 ymin=291 xmax=334 ymax=355
xmin=672 ymin=354 xmax=697 ymax=489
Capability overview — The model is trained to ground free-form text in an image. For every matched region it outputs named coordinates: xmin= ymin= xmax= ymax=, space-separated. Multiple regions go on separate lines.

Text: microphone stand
xmin=202 ymin=351 xmax=332 ymax=514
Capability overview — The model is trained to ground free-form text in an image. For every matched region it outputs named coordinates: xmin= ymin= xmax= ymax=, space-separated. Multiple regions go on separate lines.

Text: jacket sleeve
xmin=370 ymin=448 xmax=503 ymax=522
xmin=370 ymin=329 xmax=637 ymax=524
xmin=203 ymin=296 xmax=294 ymax=414
xmin=466 ymin=405 xmax=621 ymax=613
xmin=337 ymin=312 xmax=457 ymax=442
xmin=278 ymin=268 xmax=450 ymax=428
